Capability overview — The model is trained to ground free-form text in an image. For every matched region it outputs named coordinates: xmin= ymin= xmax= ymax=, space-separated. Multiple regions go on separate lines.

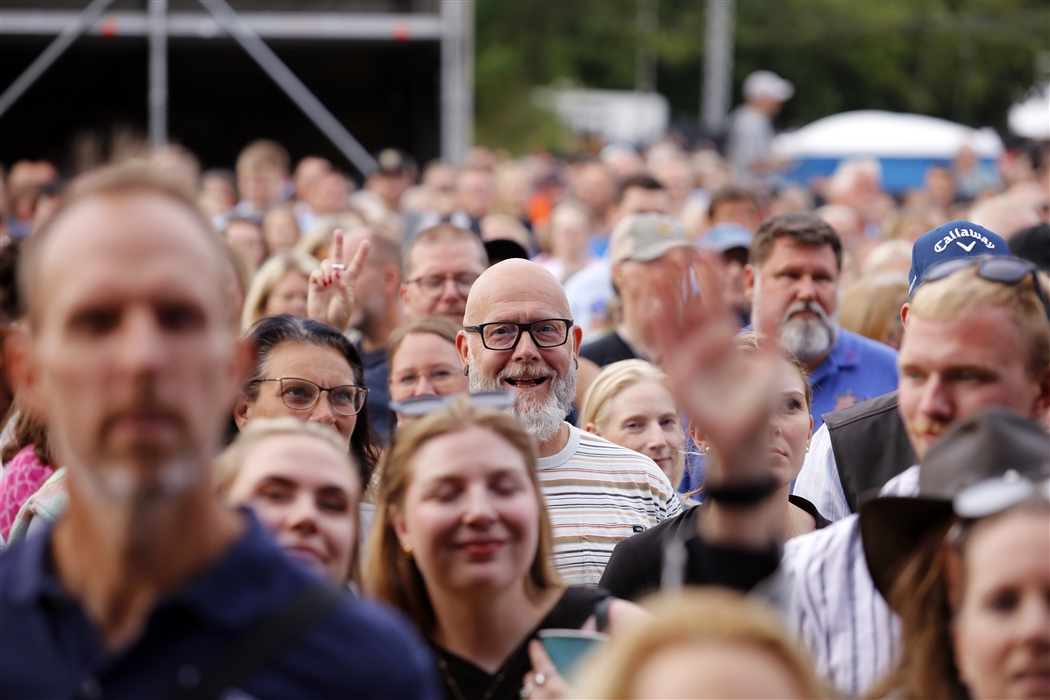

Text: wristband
xmin=702 ymin=475 xmax=780 ymax=506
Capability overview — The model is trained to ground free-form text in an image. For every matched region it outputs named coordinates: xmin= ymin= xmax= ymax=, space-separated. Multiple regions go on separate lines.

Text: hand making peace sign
xmin=307 ymin=229 xmax=370 ymax=332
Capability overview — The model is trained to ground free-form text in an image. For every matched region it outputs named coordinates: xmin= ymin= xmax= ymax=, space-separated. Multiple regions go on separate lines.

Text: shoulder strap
xmin=171 ymin=583 xmax=343 ymax=700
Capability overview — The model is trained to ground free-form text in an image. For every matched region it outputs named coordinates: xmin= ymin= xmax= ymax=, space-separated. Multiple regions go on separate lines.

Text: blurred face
xmin=310 ymin=172 xmax=351 ymax=215
xmin=588 ymin=380 xmax=683 ymax=477
xmin=573 ymin=164 xmax=614 ymax=217
xmin=238 ymin=169 xmax=282 ymax=211
xmin=264 ymin=270 xmax=309 ymax=319
xmin=457 ymin=170 xmax=495 ymax=219
xmin=262 ymin=209 xmax=299 ymax=252
xmin=746 ymin=239 xmax=840 ymax=362
xmin=550 ymin=209 xmax=591 ymax=261
xmin=392 ymin=425 xmax=539 ymax=595
xmin=225 ymin=220 xmax=267 ymax=267
xmin=897 ymin=308 xmax=1044 ymax=458
xmin=951 ymin=509 xmax=1050 ymax=700
xmin=614 ymin=186 xmax=670 ymax=224
xmin=630 ymin=642 xmax=807 ymax=699
xmin=614 ymin=247 xmax=695 ymax=320
xmin=237 ymin=343 xmax=359 ymax=446
xmin=389 ymin=332 xmax=468 ymax=404
xmin=722 ymin=248 xmax=751 ymax=315
xmin=227 ymin=434 xmax=359 ymax=582
xmin=401 ymin=239 xmax=486 ymax=326
xmin=26 ymin=193 xmax=240 ymax=502
xmin=711 ymin=200 xmax=762 ymax=232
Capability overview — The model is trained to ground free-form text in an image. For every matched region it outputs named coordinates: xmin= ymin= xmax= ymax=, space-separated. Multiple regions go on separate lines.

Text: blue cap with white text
xmin=908 ymin=220 xmax=1010 ymax=297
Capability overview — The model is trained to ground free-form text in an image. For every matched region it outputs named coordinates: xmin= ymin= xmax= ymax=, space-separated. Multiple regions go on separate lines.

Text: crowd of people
xmin=0 ymin=97 xmax=1048 ymax=699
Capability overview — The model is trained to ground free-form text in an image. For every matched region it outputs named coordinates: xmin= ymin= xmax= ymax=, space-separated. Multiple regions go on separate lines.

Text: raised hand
xmin=307 ymin=229 xmax=370 ymax=331
xmin=643 ymin=251 xmax=778 ymax=484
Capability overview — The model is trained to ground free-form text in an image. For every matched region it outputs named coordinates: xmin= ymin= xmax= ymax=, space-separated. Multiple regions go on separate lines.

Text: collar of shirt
xmin=4 ymin=510 xmax=290 ymax=631
xmin=807 ymin=330 xmax=859 ymax=386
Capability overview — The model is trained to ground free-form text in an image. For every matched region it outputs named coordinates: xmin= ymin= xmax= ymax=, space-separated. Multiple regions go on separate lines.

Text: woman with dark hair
xmin=234 ymin=314 xmax=380 ymax=486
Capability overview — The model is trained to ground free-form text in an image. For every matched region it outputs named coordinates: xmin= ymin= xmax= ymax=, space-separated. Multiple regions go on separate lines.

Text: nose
xmin=308 ymin=391 xmax=338 ymax=426
xmin=916 ymin=374 xmax=954 ymax=424
xmin=411 ymin=374 xmax=438 ymax=397
xmin=440 ymin=277 xmax=466 ymax=303
xmin=511 ymin=326 xmax=542 ymax=363
xmin=1016 ymin=592 xmax=1050 ymax=646
xmin=119 ymin=308 xmax=167 ymax=378
xmin=796 ymin=275 xmax=817 ymax=301
xmin=644 ymin=422 xmax=669 ymax=453
xmin=287 ymin=491 xmax=319 ymax=534
xmin=463 ymin=482 xmax=497 ymax=526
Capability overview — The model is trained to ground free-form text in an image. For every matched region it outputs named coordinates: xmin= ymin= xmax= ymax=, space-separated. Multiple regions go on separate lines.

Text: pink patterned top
xmin=0 ymin=445 xmax=53 ymax=540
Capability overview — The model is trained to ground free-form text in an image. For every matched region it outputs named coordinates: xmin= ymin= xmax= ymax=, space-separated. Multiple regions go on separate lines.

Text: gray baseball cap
xmin=609 ymin=213 xmax=692 ymax=265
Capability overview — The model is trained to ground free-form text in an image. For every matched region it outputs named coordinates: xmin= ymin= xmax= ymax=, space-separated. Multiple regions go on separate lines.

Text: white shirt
xmin=564 ymin=259 xmax=613 ymax=343
xmin=792 ymin=423 xmax=851 ymax=522
xmin=782 ymin=465 xmax=921 ymax=697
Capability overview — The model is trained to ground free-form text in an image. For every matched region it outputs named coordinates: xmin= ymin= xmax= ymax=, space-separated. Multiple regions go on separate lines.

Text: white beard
xmin=753 ymin=276 xmax=840 ymax=361
xmin=468 ymin=361 xmax=576 ymax=444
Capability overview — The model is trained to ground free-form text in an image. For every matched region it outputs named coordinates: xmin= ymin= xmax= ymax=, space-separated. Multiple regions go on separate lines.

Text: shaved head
xmin=464 ymin=259 xmax=571 ymax=326
xmin=459 ymin=259 xmax=580 ymax=446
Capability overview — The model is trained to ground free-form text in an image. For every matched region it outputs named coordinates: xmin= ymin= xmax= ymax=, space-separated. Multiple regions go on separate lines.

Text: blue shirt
xmin=808 ymin=329 xmax=899 ymax=431
xmin=0 ymin=514 xmax=440 ymax=700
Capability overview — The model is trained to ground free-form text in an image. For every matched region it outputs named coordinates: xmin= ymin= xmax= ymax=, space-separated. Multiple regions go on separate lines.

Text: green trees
xmin=474 ymin=0 xmax=1049 ymax=154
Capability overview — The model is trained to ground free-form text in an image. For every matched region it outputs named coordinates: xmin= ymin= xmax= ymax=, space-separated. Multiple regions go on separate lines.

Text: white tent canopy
xmin=773 ymin=110 xmax=1003 ymax=160
xmin=1008 ymin=83 xmax=1050 ymax=140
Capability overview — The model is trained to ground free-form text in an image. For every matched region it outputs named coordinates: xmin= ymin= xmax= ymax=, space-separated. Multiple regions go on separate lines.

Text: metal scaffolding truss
xmin=0 ymin=0 xmax=475 ymax=173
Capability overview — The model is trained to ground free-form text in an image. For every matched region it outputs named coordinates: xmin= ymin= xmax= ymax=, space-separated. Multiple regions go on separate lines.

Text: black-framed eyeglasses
xmin=408 ymin=273 xmax=479 ymax=298
xmin=463 ymin=318 xmax=574 ymax=351
xmin=389 ymin=391 xmax=516 ymax=418
xmin=252 ymin=377 xmax=368 ymax=416
xmin=922 ymin=256 xmax=1050 ymax=322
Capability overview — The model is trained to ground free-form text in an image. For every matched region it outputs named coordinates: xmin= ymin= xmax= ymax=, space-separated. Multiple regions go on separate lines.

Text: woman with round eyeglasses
xmin=234 ymin=314 xmax=381 ymax=488
xmin=387 ymin=316 xmax=470 ymax=428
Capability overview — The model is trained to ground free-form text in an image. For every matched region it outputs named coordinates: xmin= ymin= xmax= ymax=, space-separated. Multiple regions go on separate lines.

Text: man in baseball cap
xmin=700 ymin=223 xmax=753 ymax=326
xmin=726 ymin=70 xmax=795 ymax=186
xmin=580 ymin=213 xmax=694 ymax=367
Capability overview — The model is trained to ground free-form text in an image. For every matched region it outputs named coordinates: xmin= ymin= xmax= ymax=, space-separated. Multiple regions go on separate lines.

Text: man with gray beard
xmin=744 ymin=212 xmax=899 ymax=430
xmin=457 ymin=259 xmax=682 ymax=585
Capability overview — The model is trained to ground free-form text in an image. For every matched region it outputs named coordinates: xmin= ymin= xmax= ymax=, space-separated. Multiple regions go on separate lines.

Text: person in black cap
xmin=793 ymin=220 xmax=1013 ymax=524
xmin=1010 ymin=223 xmax=1050 ymax=271
xmin=862 ymin=408 xmax=1049 ymax=700
xmin=782 ymin=249 xmax=1050 ymax=696
xmin=365 ymin=148 xmax=415 ymax=213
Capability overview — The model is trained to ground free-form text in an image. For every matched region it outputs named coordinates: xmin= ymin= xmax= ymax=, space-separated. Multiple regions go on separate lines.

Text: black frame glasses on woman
xmin=251 ymin=377 xmax=369 ymax=416
xmin=463 ymin=318 xmax=574 ymax=351
xmin=921 ymin=256 xmax=1050 ymax=322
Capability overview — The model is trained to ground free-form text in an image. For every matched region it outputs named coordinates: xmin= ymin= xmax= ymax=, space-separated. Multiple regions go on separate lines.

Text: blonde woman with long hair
xmin=364 ymin=396 xmax=644 ymax=700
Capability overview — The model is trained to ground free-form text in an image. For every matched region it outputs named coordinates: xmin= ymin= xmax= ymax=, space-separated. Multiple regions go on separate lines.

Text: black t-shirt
xmin=598 ymin=497 xmax=830 ymax=602
xmin=433 ymin=586 xmax=610 ymax=700
xmin=358 ymin=347 xmax=392 ymax=444
xmin=579 ymin=331 xmax=638 ymax=368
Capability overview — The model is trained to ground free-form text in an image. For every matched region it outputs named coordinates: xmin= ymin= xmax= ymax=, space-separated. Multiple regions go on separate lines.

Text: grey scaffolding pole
xmin=441 ymin=0 xmax=474 ymax=166
xmin=701 ymin=0 xmax=735 ymax=133
xmin=198 ymin=0 xmax=378 ymax=177
xmin=149 ymin=0 xmax=168 ymax=149
xmin=0 ymin=0 xmax=114 ymax=118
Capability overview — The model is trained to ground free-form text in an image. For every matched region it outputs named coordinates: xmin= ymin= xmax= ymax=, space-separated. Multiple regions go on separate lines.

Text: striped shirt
xmin=782 ymin=465 xmax=921 ymax=697
xmin=791 ymin=423 xmax=852 ymax=523
xmin=537 ymin=424 xmax=683 ymax=585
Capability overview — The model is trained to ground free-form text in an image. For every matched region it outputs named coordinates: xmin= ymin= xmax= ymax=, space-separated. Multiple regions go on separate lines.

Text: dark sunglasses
xmin=921 ymin=256 xmax=1050 ymax=323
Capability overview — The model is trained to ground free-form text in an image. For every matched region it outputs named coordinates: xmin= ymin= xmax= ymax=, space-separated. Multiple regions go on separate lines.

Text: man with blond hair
xmin=784 ymin=257 xmax=1050 ymax=696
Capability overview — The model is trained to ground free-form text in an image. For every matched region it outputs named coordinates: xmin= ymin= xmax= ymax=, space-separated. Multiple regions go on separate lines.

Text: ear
xmin=456 ymin=329 xmax=471 ymax=367
xmin=398 ymin=283 xmax=410 ymax=311
xmin=900 ymin=301 xmax=910 ymax=326
xmin=389 ymin=503 xmax=410 ymax=551
xmin=383 ymin=265 xmax=401 ymax=294
xmin=1032 ymin=364 xmax=1050 ymax=423
xmin=8 ymin=329 xmax=47 ymax=422
xmin=583 ymin=421 xmax=600 ymax=435
xmin=233 ymin=395 xmax=253 ymax=431
xmin=743 ymin=264 xmax=756 ymax=304
xmin=610 ymin=262 xmax=624 ymax=289
xmin=571 ymin=323 xmax=584 ymax=358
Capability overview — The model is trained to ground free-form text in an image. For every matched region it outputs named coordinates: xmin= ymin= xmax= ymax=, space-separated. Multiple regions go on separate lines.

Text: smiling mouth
xmin=504 ymin=376 xmax=549 ymax=389
xmin=457 ymin=539 xmax=506 ymax=556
